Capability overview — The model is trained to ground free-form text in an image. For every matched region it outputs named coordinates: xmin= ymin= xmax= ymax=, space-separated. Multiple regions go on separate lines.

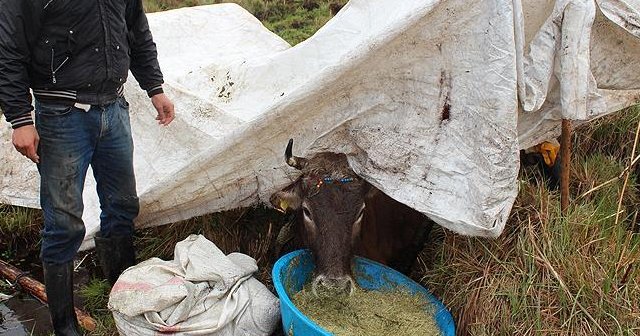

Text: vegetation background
xmin=0 ymin=1 xmax=638 ymax=335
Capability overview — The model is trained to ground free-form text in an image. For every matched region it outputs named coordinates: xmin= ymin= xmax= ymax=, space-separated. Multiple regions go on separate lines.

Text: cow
xmin=270 ymin=139 xmax=433 ymax=295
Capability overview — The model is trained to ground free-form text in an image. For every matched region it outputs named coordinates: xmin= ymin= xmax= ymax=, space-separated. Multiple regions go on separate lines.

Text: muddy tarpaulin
xmin=1 ymin=1 xmax=639 ymax=249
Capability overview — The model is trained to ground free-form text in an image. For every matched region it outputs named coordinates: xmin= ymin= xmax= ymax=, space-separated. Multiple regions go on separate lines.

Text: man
xmin=0 ymin=0 xmax=175 ymax=334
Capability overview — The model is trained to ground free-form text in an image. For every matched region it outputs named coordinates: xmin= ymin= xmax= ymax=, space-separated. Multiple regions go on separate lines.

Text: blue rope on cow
xmin=314 ymin=176 xmax=354 ymax=189
xmin=322 ymin=177 xmax=354 ymax=184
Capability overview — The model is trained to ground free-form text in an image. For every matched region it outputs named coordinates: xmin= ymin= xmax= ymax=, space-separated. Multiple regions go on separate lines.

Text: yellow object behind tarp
xmin=536 ymin=140 xmax=561 ymax=167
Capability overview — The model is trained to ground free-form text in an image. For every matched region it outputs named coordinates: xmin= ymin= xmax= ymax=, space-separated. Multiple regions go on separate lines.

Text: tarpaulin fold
xmin=1 ymin=1 xmax=639 ymax=248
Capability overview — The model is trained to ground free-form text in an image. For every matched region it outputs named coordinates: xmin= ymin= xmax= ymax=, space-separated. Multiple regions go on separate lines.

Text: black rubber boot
xmin=43 ymin=262 xmax=82 ymax=336
xmin=94 ymin=233 xmax=136 ymax=285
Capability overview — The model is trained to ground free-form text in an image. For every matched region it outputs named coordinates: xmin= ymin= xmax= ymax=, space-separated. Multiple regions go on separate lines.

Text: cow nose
xmin=312 ymin=275 xmax=355 ymax=296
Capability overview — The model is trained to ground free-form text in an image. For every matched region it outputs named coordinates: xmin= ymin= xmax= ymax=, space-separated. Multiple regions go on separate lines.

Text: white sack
xmin=109 ymin=234 xmax=280 ymax=335
xmin=1 ymin=1 xmax=639 ymax=246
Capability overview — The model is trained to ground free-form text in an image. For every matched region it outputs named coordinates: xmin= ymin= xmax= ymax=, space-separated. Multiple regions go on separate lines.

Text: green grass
xmin=142 ymin=0 xmax=346 ymax=45
xmin=78 ymin=279 xmax=111 ymax=312
xmin=0 ymin=204 xmax=41 ymax=236
xmin=0 ymin=204 xmax=42 ymax=259
xmin=578 ymin=106 xmax=640 ymax=159
xmin=78 ymin=279 xmax=117 ymax=336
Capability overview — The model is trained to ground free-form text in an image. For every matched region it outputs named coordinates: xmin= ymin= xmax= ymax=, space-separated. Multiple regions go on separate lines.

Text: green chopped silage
xmin=291 ymin=285 xmax=441 ymax=336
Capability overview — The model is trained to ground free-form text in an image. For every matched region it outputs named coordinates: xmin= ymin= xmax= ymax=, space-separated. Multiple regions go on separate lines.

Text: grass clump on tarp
xmin=292 ymin=285 xmax=441 ymax=336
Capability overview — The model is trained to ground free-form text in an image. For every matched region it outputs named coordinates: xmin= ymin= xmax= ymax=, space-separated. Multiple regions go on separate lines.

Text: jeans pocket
xmin=36 ymin=101 xmax=74 ymax=117
xmin=117 ymin=96 xmax=130 ymax=110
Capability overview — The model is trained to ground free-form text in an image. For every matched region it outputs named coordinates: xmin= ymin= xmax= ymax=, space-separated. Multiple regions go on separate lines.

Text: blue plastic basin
xmin=272 ymin=249 xmax=455 ymax=335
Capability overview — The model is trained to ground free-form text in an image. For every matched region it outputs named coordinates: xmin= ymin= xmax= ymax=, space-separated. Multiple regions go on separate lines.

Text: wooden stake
xmin=0 ymin=259 xmax=97 ymax=332
xmin=561 ymin=119 xmax=572 ymax=214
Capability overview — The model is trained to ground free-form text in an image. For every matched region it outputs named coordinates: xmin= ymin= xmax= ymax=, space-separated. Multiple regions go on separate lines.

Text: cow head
xmin=271 ymin=140 xmax=369 ymax=295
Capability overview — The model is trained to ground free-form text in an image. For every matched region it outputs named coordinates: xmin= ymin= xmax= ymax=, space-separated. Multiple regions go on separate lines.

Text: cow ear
xmin=270 ymin=182 xmax=303 ymax=213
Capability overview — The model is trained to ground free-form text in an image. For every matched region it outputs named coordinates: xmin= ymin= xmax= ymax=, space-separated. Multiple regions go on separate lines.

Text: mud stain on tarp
xmin=441 ymin=101 xmax=451 ymax=121
xmin=438 ymin=70 xmax=452 ymax=123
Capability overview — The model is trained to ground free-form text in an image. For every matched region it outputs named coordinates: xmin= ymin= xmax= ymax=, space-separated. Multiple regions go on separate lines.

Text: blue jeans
xmin=35 ymin=97 xmax=139 ymax=264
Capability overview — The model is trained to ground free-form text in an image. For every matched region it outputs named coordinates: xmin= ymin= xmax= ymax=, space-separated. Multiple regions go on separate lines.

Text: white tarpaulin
xmin=1 ymin=0 xmax=639 ymax=249
xmin=109 ymin=234 xmax=280 ymax=335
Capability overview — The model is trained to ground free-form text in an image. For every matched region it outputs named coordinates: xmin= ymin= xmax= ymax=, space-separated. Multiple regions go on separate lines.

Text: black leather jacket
xmin=0 ymin=0 xmax=164 ymax=129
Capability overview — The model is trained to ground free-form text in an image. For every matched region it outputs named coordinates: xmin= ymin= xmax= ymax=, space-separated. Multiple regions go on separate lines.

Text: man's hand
xmin=12 ymin=125 xmax=40 ymax=163
xmin=151 ymin=93 xmax=175 ymax=126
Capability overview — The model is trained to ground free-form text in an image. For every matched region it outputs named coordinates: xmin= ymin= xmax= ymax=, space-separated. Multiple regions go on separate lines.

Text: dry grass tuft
xmin=419 ymin=106 xmax=640 ymax=336
xmin=0 ymin=204 xmax=42 ymax=260
xmin=136 ymin=206 xmax=288 ymax=288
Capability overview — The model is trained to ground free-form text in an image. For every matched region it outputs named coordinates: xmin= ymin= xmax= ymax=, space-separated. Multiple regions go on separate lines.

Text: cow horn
xmin=285 ymin=139 xmax=307 ymax=170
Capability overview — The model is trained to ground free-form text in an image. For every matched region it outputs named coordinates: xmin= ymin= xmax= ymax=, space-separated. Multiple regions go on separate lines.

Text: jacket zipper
xmin=51 ymin=48 xmax=69 ymax=84
xmin=43 ymin=0 xmax=55 ymax=10
xmin=97 ymin=0 xmax=112 ymax=79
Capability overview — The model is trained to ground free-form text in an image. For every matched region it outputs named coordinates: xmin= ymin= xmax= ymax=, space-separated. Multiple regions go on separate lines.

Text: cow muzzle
xmin=311 ymin=275 xmax=356 ymax=297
